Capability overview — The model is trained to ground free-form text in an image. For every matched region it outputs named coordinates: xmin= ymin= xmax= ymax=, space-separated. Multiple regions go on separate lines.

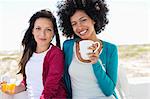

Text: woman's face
xmin=32 ymin=18 xmax=54 ymax=50
xmin=70 ymin=10 xmax=96 ymax=40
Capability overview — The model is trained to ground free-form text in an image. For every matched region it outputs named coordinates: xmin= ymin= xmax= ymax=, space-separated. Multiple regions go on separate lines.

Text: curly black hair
xmin=57 ymin=0 xmax=109 ymax=38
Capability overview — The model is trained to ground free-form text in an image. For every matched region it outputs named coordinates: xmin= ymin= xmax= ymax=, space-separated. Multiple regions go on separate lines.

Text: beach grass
xmin=0 ymin=44 xmax=150 ymax=78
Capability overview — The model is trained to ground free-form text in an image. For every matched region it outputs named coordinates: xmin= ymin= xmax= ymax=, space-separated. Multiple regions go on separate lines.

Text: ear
xmin=31 ymin=29 xmax=34 ymax=35
xmin=52 ymin=35 xmax=54 ymax=40
xmin=92 ymin=20 xmax=96 ymax=25
xmin=50 ymin=35 xmax=54 ymax=43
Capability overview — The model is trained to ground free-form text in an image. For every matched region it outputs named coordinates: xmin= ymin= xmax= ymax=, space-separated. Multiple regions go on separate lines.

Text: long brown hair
xmin=18 ymin=9 xmax=60 ymax=77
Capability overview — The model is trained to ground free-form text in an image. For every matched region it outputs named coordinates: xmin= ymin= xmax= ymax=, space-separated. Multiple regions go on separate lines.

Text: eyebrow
xmin=79 ymin=16 xmax=86 ymax=20
xmin=35 ymin=25 xmax=52 ymax=28
xmin=71 ymin=16 xmax=86 ymax=23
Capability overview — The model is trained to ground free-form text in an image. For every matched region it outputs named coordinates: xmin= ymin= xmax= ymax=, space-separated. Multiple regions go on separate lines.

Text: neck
xmin=35 ymin=45 xmax=50 ymax=53
xmin=88 ymin=32 xmax=99 ymax=41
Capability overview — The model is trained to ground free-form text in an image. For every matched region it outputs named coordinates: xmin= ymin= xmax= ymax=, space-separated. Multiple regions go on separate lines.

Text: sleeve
xmin=92 ymin=45 xmax=118 ymax=96
xmin=21 ymin=77 xmax=26 ymax=88
xmin=62 ymin=41 xmax=72 ymax=98
xmin=41 ymin=50 xmax=65 ymax=98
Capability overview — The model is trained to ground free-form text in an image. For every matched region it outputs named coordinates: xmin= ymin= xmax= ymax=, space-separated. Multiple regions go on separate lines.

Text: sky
xmin=0 ymin=0 xmax=150 ymax=51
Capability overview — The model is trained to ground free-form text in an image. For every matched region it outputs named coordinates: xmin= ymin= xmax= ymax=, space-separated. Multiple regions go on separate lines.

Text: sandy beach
xmin=0 ymin=44 xmax=150 ymax=99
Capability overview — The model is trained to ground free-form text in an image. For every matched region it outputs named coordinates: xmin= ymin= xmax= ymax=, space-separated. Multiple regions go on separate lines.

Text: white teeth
xmin=80 ymin=30 xmax=87 ymax=35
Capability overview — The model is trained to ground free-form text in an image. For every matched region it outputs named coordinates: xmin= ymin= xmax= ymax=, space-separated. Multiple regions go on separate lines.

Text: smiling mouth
xmin=79 ymin=30 xmax=87 ymax=35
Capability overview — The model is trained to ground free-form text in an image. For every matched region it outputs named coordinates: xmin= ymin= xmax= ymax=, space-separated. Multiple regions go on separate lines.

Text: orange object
xmin=8 ymin=84 xmax=16 ymax=94
xmin=1 ymin=83 xmax=16 ymax=94
xmin=1 ymin=83 xmax=8 ymax=92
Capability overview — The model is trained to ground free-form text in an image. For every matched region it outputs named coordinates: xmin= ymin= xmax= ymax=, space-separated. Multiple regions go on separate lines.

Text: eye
xmin=35 ymin=27 xmax=41 ymax=30
xmin=47 ymin=28 xmax=52 ymax=31
xmin=81 ymin=18 xmax=87 ymax=22
xmin=71 ymin=22 xmax=76 ymax=26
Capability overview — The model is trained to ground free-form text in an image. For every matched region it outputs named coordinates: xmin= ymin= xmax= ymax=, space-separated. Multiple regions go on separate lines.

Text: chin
xmin=80 ymin=36 xmax=89 ymax=40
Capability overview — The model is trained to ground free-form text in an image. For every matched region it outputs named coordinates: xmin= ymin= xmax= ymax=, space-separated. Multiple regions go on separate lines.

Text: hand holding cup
xmin=76 ymin=40 xmax=102 ymax=63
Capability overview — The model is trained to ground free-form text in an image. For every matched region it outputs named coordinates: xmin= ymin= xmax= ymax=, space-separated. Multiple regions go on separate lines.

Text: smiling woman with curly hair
xmin=57 ymin=0 xmax=109 ymax=38
xmin=57 ymin=0 xmax=118 ymax=99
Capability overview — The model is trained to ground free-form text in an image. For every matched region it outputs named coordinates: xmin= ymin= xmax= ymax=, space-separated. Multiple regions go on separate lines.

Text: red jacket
xmin=22 ymin=44 xmax=66 ymax=99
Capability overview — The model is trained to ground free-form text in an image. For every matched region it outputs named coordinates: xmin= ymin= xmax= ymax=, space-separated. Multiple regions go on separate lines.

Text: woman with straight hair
xmin=1 ymin=9 xmax=66 ymax=99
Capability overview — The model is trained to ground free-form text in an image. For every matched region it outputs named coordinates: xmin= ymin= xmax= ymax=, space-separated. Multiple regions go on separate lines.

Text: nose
xmin=39 ymin=29 xmax=46 ymax=37
xmin=76 ymin=22 xmax=83 ymax=31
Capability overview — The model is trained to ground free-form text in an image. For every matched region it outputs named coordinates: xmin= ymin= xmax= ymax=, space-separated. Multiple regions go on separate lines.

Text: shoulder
xmin=63 ymin=39 xmax=74 ymax=46
xmin=44 ymin=44 xmax=64 ymax=64
xmin=103 ymin=41 xmax=117 ymax=51
xmin=47 ymin=44 xmax=63 ymax=56
xmin=63 ymin=39 xmax=75 ymax=50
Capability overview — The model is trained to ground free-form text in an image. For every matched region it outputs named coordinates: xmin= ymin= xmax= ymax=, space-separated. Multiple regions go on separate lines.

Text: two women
xmin=1 ymin=0 xmax=118 ymax=98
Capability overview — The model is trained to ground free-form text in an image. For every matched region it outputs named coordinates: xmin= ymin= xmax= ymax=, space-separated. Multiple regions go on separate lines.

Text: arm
xmin=1 ymin=82 xmax=26 ymax=95
xmin=1 ymin=77 xmax=26 ymax=95
xmin=92 ymin=45 xmax=118 ymax=96
xmin=41 ymin=50 xmax=65 ymax=98
xmin=14 ymin=76 xmax=26 ymax=94
xmin=14 ymin=83 xmax=26 ymax=94
xmin=63 ymin=40 xmax=73 ymax=98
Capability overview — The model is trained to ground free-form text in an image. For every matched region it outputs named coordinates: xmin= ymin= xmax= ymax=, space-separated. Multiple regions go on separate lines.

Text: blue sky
xmin=0 ymin=0 xmax=150 ymax=51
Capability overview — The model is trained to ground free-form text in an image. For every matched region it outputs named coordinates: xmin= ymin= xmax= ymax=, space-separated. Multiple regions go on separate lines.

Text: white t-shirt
xmin=69 ymin=44 xmax=114 ymax=99
xmin=25 ymin=46 xmax=51 ymax=99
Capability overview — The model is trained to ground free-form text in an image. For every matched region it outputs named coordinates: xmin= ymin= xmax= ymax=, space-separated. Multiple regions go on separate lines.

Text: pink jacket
xmin=22 ymin=44 xmax=66 ymax=99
